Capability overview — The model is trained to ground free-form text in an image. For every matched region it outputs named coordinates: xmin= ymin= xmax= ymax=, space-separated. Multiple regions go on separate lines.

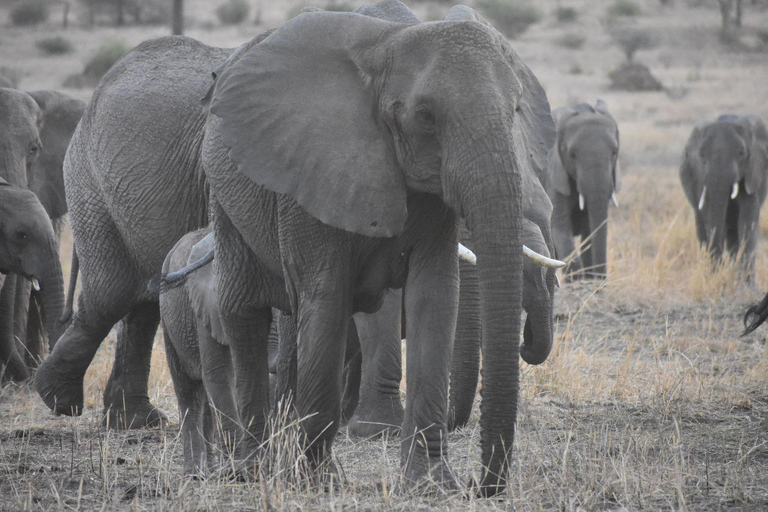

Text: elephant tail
xmin=147 ymin=248 xmax=214 ymax=295
xmin=58 ymin=246 xmax=79 ymax=326
xmin=742 ymin=291 xmax=768 ymax=336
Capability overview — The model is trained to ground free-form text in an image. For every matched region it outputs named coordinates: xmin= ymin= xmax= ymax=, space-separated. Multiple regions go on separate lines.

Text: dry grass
xmin=2 ymin=0 xmax=768 ymax=510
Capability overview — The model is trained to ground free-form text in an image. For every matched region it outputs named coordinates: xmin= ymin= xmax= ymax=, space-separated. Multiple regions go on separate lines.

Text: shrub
xmin=611 ymin=27 xmax=656 ymax=62
xmin=606 ymin=0 xmax=642 ymax=18
xmin=216 ymin=0 xmax=250 ymax=25
xmin=477 ymin=0 xmax=541 ymax=39
xmin=554 ymin=6 xmax=578 ymax=23
xmin=556 ymin=32 xmax=586 ymax=50
xmin=757 ymin=29 xmax=768 ymax=47
xmin=37 ymin=36 xmax=74 ymax=55
xmin=569 ymin=64 xmax=583 ymax=75
xmin=83 ymin=41 xmax=130 ymax=83
xmin=10 ymin=1 xmax=49 ymax=26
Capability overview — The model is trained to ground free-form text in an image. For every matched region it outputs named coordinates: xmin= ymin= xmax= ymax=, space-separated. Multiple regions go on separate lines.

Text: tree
xmin=172 ymin=0 xmax=183 ymax=35
xmin=718 ymin=0 xmax=744 ymax=41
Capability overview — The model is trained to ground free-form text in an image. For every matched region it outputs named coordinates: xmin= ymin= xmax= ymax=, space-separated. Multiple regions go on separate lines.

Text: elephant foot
xmin=34 ymin=359 xmax=84 ymax=416
xmin=397 ymin=457 xmax=459 ymax=495
xmin=348 ymin=397 xmax=403 ymax=438
xmin=102 ymin=398 xmax=168 ymax=430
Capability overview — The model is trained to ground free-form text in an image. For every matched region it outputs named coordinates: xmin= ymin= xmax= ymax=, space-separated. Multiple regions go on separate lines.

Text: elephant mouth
xmin=0 ymin=266 xmax=42 ymax=290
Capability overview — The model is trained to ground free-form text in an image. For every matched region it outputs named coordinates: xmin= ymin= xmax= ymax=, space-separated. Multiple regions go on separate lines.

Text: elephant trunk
xmin=454 ymin=144 xmax=522 ymax=496
xmin=702 ymin=164 xmax=737 ymax=262
xmin=39 ymin=241 xmax=65 ymax=352
xmin=520 ymin=295 xmax=553 ymax=365
xmin=586 ymin=201 xmax=609 ymax=278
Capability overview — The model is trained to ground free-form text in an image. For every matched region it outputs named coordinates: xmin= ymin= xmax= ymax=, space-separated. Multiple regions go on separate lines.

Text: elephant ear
xmin=26 ymin=91 xmax=86 ymax=221
xmin=444 ymin=6 xmax=556 ymax=181
xmin=680 ymin=121 xmax=708 ymax=208
xmin=594 ymin=99 xmax=621 ymax=192
xmin=210 ymin=12 xmax=407 ymax=238
xmin=742 ymin=116 xmax=768 ymax=196
xmin=186 ymin=233 xmax=228 ymax=346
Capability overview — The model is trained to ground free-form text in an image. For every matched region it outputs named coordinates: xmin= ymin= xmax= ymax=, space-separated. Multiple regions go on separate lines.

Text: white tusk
xmin=31 ymin=278 xmax=40 ymax=291
xmin=611 ymin=193 xmax=619 ymax=208
xmin=698 ymin=186 xmax=706 ymax=211
xmin=523 ymin=245 xmax=566 ymax=269
xmin=731 ymin=182 xmax=739 ymax=200
xmin=457 ymin=243 xmax=477 ymax=265
xmin=555 ymin=273 xmax=561 ymax=288
xmin=579 ymin=194 xmax=585 ymax=211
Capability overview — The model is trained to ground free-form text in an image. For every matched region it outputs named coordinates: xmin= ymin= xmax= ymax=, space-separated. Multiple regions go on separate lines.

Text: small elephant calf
xmin=157 ymin=227 xmax=240 ymax=477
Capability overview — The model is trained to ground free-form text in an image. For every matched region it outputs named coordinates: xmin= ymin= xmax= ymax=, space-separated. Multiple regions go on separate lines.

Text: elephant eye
xmin=414 ymin=107 xmax=436 ymax=132
xmin=570 ymin=151 xmax=577 ymax=160
xmin=15 ymin=229 xmax=27 ymax=241
xmin=29 ymin=145 xmax=39 ymax=155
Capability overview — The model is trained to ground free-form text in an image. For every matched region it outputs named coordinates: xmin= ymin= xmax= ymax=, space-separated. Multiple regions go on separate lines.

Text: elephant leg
xmin=448 ymin=259 xmax=481 ymax=431
xmin=551 ymin=194 xmax=581 ymax=280
xmin=736 ymin=197 xmax=759 ymax=281
xmin=274 ymin=310 xmax=298 ymax=412
xmin=198 ymin=327 xmax=239 ymax=461
xmin=349 ymin=289 xmax=404 ymax=438
xmin=103 ymin=302 xmax=166 ymax=429
xmin=164 ymin=330 xmax=207 ymax=477
xmin=341 ymin=331 xmax=361 ymax=426
xmin=694 ymin=211 xmax=708 ymax=248
xmin=0 ymin=275 xmax=29 ymax=382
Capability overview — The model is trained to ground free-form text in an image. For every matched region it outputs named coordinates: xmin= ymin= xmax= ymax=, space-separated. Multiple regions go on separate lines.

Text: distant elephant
xmin=37 ymin=3 xmax=557 ymax=494
xmin=545 ymin=100 xmax=620 ymax=279
xmin=0 ymin=88 xmax=85 ymax=371
xmin=680 ymin=115 xmax=768 ymax=277
xmin=0 ymin=179 xmax=65 ymax=382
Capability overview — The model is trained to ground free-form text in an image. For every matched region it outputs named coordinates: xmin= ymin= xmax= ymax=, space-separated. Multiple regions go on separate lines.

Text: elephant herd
xmin=2 ymin=0 xmax=768 ymax=497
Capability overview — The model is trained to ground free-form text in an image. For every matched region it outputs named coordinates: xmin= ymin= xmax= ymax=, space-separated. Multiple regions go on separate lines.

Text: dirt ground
xmin=1 ymin=0 xmax=768 ymax=510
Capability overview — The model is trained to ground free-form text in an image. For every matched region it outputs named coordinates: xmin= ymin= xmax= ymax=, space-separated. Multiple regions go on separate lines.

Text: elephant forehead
xmin=397 ymin=20 xmax=503 ymax=62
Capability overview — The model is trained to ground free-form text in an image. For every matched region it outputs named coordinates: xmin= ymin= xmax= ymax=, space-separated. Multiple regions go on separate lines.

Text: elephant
xmin=680 ymin=115 xmax=768 ymax=277
xmin=544 ymin=100 xmax=620 ymax=279
xmin=0 ymin=179 xmax=65 ymax=382
xmin=0 ymin=88 xmax=84 ymax=374
xmin=36 ymin=2 xmax=557 ymax=494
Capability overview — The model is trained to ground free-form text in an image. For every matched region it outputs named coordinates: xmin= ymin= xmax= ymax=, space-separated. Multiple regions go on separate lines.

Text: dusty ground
xmin=2 ymin=0 xmax=768 ymax=510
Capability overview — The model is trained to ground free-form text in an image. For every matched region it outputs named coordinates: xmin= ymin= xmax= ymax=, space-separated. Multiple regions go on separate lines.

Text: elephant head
xmin=547 ymin=100 xmax=620 ymax=278
xmin=209 ymin=6 xmax=555 ymax=493
xmin=680 ymin=115 xmax=768 ymax=261
xmin=0 ymin=179 xmax=65 ymax=378
xmin=0 ymin=88 xmax=85 ymax=219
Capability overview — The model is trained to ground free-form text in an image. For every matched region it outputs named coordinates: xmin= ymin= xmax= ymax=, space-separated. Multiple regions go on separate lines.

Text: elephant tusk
xmin=698 ymin=186 xmax=706 ymax=211
xmin=611 ymin=193 xmax=619 ymax=208
xmin=555 ymin=273 xmax=561 ymax=288
xmin=31 ymin=278 xmax=40 ymax=291
xmin=523 ymin=245 xmax=566 ymax=269
xmin=731 ymin=182 xmax=739 ymax=200
xmin=457 ymin=243 xmax=477 ymax=265
xmin=579 ymin=194 xmax=585 ymax=211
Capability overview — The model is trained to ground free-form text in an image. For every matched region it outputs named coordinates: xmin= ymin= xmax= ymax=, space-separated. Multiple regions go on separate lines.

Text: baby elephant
xmin=680 ymin=115 xmax=768 ymax=278
xmin=157 ymin=227 xmax=239 ymax=477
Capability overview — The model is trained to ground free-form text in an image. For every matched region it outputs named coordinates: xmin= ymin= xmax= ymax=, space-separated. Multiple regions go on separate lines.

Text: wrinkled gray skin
xmin=0 ymin=181 xmax=64 ymax=382
xmin=159 ymin=228 xmax=240 ymax=477
xmin=545 ymin=100 xmax=620 ymax=279
xmin=37 ymin=4 xmax=555 ymax=494
xmin=680 ymin=115 xmax=768 ymax=278
xmin=0 ymin=88 xmax=83 ymax=375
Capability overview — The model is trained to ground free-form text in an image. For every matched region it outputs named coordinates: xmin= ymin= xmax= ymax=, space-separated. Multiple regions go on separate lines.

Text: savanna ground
xmin=2 ymin=0 xmax=768 ymax=509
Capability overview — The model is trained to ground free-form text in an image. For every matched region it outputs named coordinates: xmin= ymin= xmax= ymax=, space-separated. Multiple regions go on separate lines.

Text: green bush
xmin=477 ymin=0 xmax=541 ymax=39
xmin=606 ymin=0 xmax=642 ymax=18
xmin=37 ymin=36 xmax=74 ymax=55
xmin=216 ymin=0 xmax=250 ymax=25
xmin=554 ymin=6 xmax=578 ymax=23
xmin=10 ymin=1 xmax=49 ymax=26
xmin=83 ymin=41 xmax=130 ymax=83
xmin=556 ymin=32 xmax=586 ymax=50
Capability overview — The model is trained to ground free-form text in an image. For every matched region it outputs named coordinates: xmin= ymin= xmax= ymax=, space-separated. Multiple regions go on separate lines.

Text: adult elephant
xmin=202 ymin=6 xmax=555 ymax=493
xmin=0 ymin=88 xmax=85 ymax=370
xmin=680 ymin=115 xmax=768 ymax=278
xmin=545 ymin=100 xmax=620 ymax=279
xmin=0 ymin=179 xmax=65 ymax=382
